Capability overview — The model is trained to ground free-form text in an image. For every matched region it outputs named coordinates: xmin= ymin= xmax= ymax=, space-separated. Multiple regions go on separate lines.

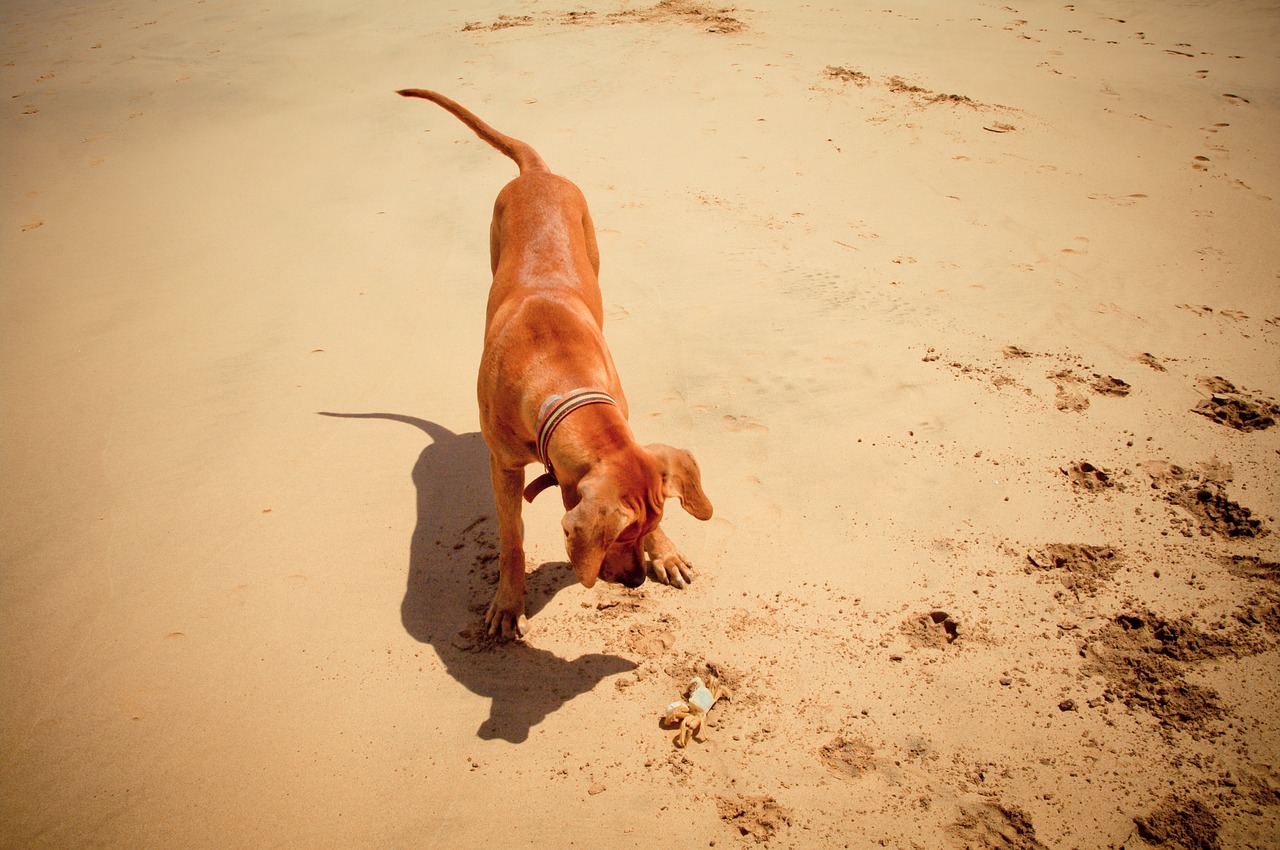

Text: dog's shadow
xmin=319 ymin=412 xmax=635 ymax=743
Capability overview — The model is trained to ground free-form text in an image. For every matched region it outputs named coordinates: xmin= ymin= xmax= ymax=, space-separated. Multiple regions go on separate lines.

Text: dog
xmin=398 ymin=89 xmax=713 ymax=639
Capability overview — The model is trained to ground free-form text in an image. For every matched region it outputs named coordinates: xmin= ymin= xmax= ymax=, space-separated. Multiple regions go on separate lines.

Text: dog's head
xmin=561 ymin=443 xmax=712 ymax=588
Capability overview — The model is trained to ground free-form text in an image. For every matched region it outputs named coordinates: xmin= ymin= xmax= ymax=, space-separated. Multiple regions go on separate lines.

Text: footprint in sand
xmin=819 ymin=735 xmax=876 ymax=779
xmin=1048 ymin=369 xmax=1129 ymax=411
xmin=626 ymin=621 xmax=676 ymax=657
xmin=1088 ymin=193 xmax=1147 ymax=206
xmin=1137 ymin=353 xmax=1167 ymax=372
xmin=1230 ymin=178 xmax=1271 ymax=200
xmin=1050 ymin=373 xmax=1090 ymax=412
xmin=723 ymin=414 xmax=767 ymax=433
xmin=1089 ymin=374 xmax=1130 ymax=397
xmin=901 ymin=610 xmax=961 ymax=648
xmin=952 ymin=799 xmax=1049 ymax=849
xmin=1059 ymin=462 xmax=1116 ymax=492
xmin=1060 ymin=236 xmax=1089 ymax=255
xmin=781 ymin=269 xmax=856 ymax=309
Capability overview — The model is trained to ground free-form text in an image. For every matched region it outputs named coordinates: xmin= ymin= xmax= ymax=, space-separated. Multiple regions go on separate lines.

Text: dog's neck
xmin=523 ymin=388 xmax=624 ymax=502
xmin=533 ymin=388 xmax=617 ymax=467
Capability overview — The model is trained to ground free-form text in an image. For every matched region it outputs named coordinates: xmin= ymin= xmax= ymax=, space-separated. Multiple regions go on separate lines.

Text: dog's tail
xmin=397 ymin=89 xmax=549 ymax=175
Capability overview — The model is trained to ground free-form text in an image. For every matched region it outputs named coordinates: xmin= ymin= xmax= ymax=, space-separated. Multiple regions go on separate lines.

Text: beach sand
xmin=3 ymin=1 xmax=1279 ymax=846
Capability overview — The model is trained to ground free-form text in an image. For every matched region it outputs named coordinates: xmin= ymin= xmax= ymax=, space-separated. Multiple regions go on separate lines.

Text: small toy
xmin=662 ymin=675 xmax=731 ymax=747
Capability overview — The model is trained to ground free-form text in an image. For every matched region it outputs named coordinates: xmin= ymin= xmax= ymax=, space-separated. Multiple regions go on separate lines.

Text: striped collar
xmin=523 ymin=388 xmax=617 ymax=502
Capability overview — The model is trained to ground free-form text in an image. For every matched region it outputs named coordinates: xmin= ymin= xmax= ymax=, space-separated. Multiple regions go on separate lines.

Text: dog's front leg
xmin=486 ymin=455 xmax=529 ymax=639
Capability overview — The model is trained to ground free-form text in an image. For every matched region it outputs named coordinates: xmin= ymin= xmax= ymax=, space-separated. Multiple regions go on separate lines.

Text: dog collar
xmin=523 ymin=388 xmax=617 ymax=503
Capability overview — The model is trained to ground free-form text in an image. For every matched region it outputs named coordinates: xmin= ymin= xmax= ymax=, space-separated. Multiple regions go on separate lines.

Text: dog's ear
xmin=561 ymin=499 xmax=630 ymax=588
xmin=645 ymin=444 xmax=713 ymax=521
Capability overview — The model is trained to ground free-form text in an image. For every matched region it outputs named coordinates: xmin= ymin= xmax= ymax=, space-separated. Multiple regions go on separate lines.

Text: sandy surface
xmin=3 ymin=1 xmax=1280 ymax=847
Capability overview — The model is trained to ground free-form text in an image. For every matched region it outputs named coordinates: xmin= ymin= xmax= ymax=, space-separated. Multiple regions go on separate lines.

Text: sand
xmin=3 ymin=0 xmax=1279 ymax=847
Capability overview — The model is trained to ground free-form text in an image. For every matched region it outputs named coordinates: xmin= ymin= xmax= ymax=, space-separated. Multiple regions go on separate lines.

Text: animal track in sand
xmin=1047 ymin=370 xmax=1129 ymax=412
xmin=1059 ymin=461 xmax=1116 ymax=492
xmin=1026 ymin=543 xmax=1120 ymax=599
xmin=1166 ymin=483 xmax=1266 ymax=538
xmin=722 ymin=414 xmax=767 ymax=433
xmin=929 ymin=347 xmax=1135 ymax=416
xmin=1136 ymin=352 xmax=1167 ymax=372
xmin=1223 ymin=555 xmax=1280 ymax=583
xmin=938 ymin=356 xmax=1029 ymax=395
xmin=780 ymin=268 xmax=858 ymax=309
xmin=1088 ymin=192 xmax=1147 ymax=206
xmin=1221 ymin=557 xmax=1280 ymax=634
xmin=819 ymin=734 xmax=876 ymax=779
xmin=1144 ymin=457 xmax=1266 ymax=538
xmin=1090 ymin=374 xmax=1130 ymax=396
xmin=823 ymin=65 xmax=870 ymax=85
xmin=1078 ymin=610 xmax=1273 ymax=736
xmin=716 ymin=795 xmax=793 ymax=843
xmin=1135 ymin=794 xmax=1221 ymax=849
xmin=1059 ymin=235 xmax=1089 ymax=255
xmin=950 ymin=799 xmax=1048 ymax=850
xmin=626 ymin=620 xmax=677 ymax=657
xmin=902 ymin=610 xmax=961 ymax=648
xmin=820 ymin=66 xmax=1015 ymax=114
xmin=1192 ymin=376 xmax=1278 ymax=432
xmin=1176 ymin=302 xmax=1226 ymax=317
xmin=462 ymin=2 xmax=746 ymax=34
xmin=1049 ymin=377 xmax=1091 ymax=412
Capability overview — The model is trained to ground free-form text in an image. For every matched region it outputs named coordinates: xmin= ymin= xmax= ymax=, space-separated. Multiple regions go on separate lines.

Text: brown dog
xmin=398 ymin=90 xmax=713 ymax=639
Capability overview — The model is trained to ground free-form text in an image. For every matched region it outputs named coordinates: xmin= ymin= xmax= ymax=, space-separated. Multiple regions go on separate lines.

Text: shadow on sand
xmin=318 ymin=412 xmax=635 ymax=742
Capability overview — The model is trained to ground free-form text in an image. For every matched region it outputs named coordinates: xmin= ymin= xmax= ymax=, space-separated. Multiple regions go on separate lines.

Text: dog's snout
xmin=600 ymin=543 xmax=648 ymax=589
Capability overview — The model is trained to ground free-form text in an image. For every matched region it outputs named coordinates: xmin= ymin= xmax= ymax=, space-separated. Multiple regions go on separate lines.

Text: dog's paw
xmin=645 ymin=527 xmax=695 ymax=589
xmin=485 ymin=599 xmax=529 ymax=640
xmin=650 ymin=552 xmax=695 ymax=589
